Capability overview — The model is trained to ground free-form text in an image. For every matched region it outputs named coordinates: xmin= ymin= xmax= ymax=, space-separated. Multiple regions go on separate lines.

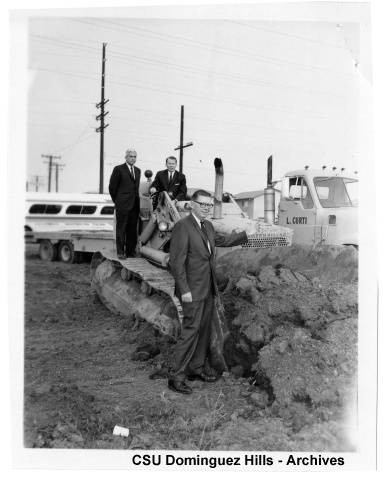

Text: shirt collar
xmin=191 ymin=212 xmax=202 ymax=227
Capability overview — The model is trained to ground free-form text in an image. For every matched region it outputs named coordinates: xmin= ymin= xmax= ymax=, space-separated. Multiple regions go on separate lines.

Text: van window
xmin=29 ymin=204 xmax=62 ymax=214
xmin=66 ymin=205 xmax=97 ymax=214
xmin=100 ymin=206 xmax=115 ymax=215
xmin=29 ymin=204 xmax=47 ymax=214
xmin=81 ymin=205 xmax=97 ymax=215
xmin=45 ymin=204 xmax=62 ymax=214
xmin=66 ymin=205 xmax=82 ymax=214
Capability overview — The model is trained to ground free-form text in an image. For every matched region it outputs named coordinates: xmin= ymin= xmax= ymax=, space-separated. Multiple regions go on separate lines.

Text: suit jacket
xmin=109 ymin=163 xmax=141 ymax=213
xmin=151 ymin=169 xmax=187 ymax=201
xmin=169 ymin=214 xmax=247 ymax=301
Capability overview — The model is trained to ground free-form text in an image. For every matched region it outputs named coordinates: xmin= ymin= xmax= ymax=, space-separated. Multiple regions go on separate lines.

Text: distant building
xmin=234 ymin=189 xmax=281 ymax=220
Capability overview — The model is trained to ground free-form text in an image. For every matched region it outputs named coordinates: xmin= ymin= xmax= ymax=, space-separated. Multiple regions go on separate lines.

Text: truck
xmin=277 ymin=167 xmax=358 ymax=247
xmin=262 ymin=157 xmax=358 ymax=247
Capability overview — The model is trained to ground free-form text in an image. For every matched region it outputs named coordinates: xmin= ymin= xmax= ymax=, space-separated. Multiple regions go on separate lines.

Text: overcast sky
xmin=26 ymin=3 xmax=371 ymax=194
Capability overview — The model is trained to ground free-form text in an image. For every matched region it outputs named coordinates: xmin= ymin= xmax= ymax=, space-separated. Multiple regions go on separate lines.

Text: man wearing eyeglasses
xmin=168 ymin=189 xmax=248 ymax=394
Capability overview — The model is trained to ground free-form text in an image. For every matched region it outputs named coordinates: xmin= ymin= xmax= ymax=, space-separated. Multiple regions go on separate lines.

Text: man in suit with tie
xmin=149 ymin=156 xmax=187 ymax=203
xmin=109 ymin=149 xmax=141 ymax=259
xmin=168 ymin=189 xmax=248 ymax=394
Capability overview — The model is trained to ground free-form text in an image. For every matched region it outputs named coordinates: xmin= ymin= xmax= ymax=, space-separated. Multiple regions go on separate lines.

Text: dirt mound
xmin=215 ymin=245 xmax=358 ymax=423
xmin=256 ymin=318 xmax=357 ymax=405
xmin=216 ymin=244 xmax=358 ymax=286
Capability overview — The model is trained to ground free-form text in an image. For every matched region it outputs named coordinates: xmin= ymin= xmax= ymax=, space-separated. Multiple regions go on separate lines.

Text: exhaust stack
xmin=213 ymin=157 xmax=224 ymax=219
xmin=264 ymin=155 xmax=275 ymax=224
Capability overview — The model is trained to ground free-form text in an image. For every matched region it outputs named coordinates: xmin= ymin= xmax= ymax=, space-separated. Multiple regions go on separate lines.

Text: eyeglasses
xmin=194 ymin=201 xmax=214 ymax=209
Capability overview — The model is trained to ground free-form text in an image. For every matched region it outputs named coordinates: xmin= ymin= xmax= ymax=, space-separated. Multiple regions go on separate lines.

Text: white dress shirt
xmin=191 ymin=213 xmax=211 ymax=253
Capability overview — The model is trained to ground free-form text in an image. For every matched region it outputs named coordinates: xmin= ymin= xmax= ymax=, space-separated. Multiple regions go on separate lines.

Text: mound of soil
xmin=216 ymin=245 xmax=358 ymax=428
xmin=216 ymin=244 xmax=358 ymax=285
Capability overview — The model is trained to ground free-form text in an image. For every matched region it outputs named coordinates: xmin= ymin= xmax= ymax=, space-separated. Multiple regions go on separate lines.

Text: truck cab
xmin=277 ymin=168 xmax=358 ymax=247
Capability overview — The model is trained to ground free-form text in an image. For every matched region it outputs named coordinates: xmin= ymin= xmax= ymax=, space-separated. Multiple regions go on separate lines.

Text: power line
xmin=73 ymin=18 xmax=354 ymax=77
xmin=109 ymin=104 xmax=317 ymax=136
xmin=30 ymin=98 xmax=95 ymax=105
xmin=227 ymin=21 xmax=345 ymax=49
xmin=53 ymin=127 xmax=94 ymax=155
xmin=31 ymin=44 xmax=349 ymax=100
xmin=28 ymin=122 xmax=86 ymax=131
xmin=30 ymin=35 xmax=352 ymax=104
xmin=30 ymin=34 xmax=101 ymax=54
xmin=30 ymin=110 xmax=93 ymax=118
xmin=105 ymin=47 xmax=347 ymax=100
xmin=28 ymin=100 xmax=316 ymax=136
xmin=107 ymin=76 xmax=332 ymax=120
xmin=30 ymin=66 xmax=99 ymax=81
xmin=30 ymin=66 xmax=333 ymax=120
xmin=30 ymin=48 xmax=100 ymax=61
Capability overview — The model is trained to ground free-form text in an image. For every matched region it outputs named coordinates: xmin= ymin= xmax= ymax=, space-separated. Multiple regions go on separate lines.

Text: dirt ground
xmin=24 ymin=244 xmax=357 ymax=451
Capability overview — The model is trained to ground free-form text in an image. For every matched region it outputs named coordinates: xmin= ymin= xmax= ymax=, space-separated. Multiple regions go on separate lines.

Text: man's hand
xmin=181 ymin=292 xmax=192 ymax=303
xmin=149 ymin=187 xmax=157 ymax=195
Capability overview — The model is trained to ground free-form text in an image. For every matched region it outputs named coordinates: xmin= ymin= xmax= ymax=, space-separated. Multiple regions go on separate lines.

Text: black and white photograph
xmin=6 ymin=0 xmax=379 ymax=472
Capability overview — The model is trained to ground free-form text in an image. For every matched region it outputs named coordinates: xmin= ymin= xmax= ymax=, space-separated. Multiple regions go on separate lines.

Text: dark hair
xmin=191 ymin=189 xmax=212 ymax=201
xmin=166 ymin=156 xmax=177 ymax=164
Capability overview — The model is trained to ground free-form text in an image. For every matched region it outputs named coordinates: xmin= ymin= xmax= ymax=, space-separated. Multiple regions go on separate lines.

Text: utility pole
xmin=174 ymin=105 xmax=193 ymax=174
xmin=28 ymin=175 xmax=45 ymax=192
xmin=53 ymin=163 xmax=65 ymax=192
xmin=42 ymin=154 xmax=61 ymax=192
xmin=96 ymin=42 xmax=109 ymax=194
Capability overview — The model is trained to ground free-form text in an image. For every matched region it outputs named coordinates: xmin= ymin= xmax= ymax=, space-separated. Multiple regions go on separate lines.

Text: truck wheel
xmin=58 ymin=240 xmax=76 ymax=263
xmin=39 ymin=240 xmax=58 ymax=261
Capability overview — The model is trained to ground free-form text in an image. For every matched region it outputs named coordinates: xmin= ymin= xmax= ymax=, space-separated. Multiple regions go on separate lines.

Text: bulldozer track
xmin=109 ymin=255 xmax=184 ymax=325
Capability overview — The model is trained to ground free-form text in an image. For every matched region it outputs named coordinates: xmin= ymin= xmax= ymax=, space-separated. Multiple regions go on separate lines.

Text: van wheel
xmin=58 ymin=240 xmax=76 ymax=263
xmin=39 ymin=240 xmax=58 ymax=261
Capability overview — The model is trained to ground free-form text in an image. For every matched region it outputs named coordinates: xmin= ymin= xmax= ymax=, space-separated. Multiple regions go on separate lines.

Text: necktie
xmin=200 ymin=221 xmax=211 ymax=254
xmin=130 ymin=166 xmax=135 ymax=180
xmin=169 ymin=172 xmax=173 ymax=183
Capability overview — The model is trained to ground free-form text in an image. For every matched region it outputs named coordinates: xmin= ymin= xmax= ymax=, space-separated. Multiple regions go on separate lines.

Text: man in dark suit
xmin=149 ymin=156 xmax=187 ymax=203
xmin=109 ymin=149 xmax=141 ymax=259
xmin=168 ymin=189 xmax=248 ymax=394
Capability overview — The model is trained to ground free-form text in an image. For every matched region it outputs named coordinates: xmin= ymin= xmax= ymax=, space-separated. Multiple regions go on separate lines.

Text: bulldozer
xmin=90 ymin=158 xmax=293 ymax=340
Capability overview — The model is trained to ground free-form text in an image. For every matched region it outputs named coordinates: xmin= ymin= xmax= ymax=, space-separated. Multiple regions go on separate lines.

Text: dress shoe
xmin=117 ymin=254 xmax=127 ymax=260
xmin=168 ymin=379 xmax=192 ymax=394
xmin=187 ymin=371 xmax=218 ymax=382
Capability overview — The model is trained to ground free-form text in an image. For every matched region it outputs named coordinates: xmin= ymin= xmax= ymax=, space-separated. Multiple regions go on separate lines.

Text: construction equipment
xmin=90 ymin=158 xmax=293 ymax=339
xmin=262 ymin=159 xmax=358 ymax=247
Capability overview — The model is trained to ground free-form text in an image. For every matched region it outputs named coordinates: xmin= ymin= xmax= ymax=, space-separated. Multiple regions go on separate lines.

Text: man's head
xmin=190 ymin=189 xmax=214 ymax=220
xmin=125 ymin=149 xmax=137 ymax=166
xmin=165 ymin=156 xmax=177 ymax=173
